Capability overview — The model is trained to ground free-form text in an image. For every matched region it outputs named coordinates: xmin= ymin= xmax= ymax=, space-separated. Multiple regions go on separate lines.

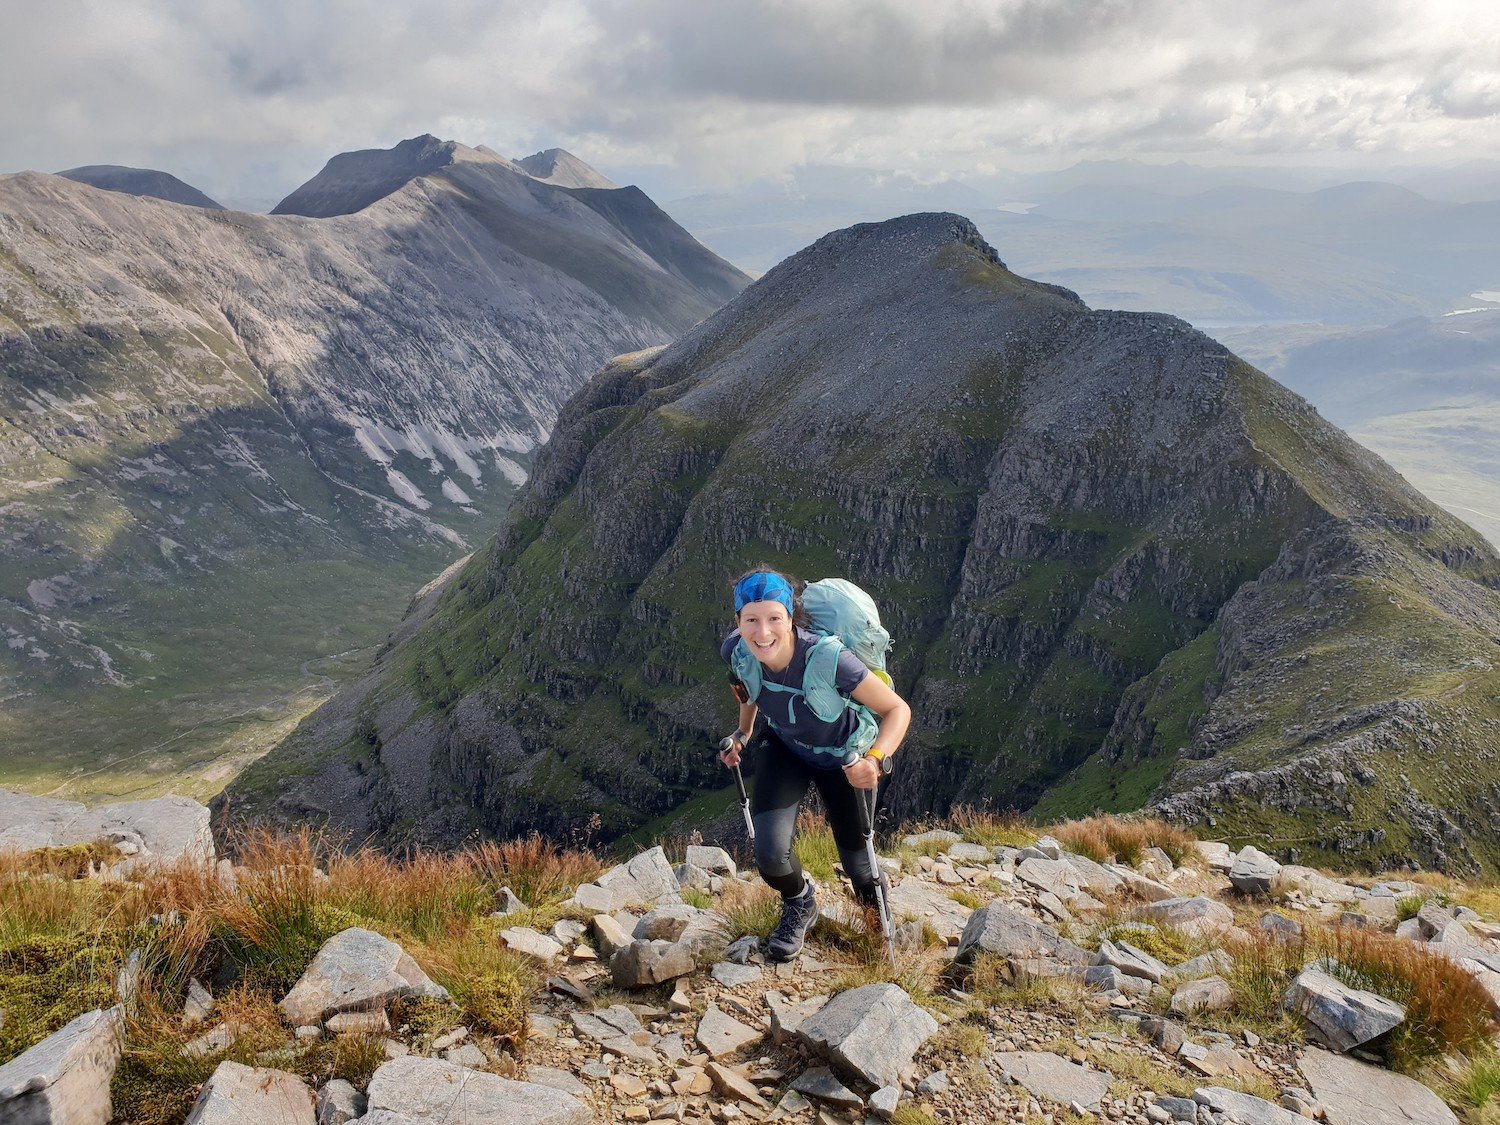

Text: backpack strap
xmin=729 ymin=637 xmax=764 ymax=703
xmin=801 ymin=635 xmax=850 ymax=722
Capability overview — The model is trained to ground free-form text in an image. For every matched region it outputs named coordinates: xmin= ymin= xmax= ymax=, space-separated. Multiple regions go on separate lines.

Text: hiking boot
xmin=766 ymin=881 xmax=818 ymax=961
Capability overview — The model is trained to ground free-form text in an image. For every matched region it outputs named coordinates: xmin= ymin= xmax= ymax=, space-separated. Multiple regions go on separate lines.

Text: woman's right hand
xmin=719 ymin=733 xmax=745 ymax=767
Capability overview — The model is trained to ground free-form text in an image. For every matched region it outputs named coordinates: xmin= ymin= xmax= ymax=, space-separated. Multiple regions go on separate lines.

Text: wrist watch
xmin=865 ymin=747 xmax=894 ymax=775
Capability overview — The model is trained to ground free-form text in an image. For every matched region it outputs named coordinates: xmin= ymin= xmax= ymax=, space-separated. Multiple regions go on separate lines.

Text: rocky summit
xmin=1 ymin=135 xmax=748 ymax=800
xmin=226 ymin=212 xmax=1500 ymax=872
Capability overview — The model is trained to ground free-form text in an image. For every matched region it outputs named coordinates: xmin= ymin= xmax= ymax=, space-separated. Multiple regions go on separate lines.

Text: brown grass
xmin=949 ymin=806 xmax=1037 ymax=849
xmin=1226 ymin=923 xmax=1497 ymax=1071
xmin=1049 ymin=815 xmax=1198 ymax=868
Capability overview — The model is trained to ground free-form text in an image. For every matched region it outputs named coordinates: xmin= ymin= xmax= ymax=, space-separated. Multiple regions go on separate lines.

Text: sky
xmin=3 ymin=0 xmax=1499 ymax=205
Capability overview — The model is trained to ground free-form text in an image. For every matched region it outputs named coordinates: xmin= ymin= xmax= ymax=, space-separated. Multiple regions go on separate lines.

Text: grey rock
xmin=711 ymin=961 xmax=763 ymax=987
xmin=1133 ymin=897 xmax=1235 ymax=938
xmin=1060 ymin=853 xmax=1125 ymax=896
xmin=185 ymin=1026 xmax=237 ymax=1058
xmin=279 ymin=928 xmax=449 ymax=1026
xmin=490 ymin=887 xmax=525 ymax=916
xmin=946 ymin=842 xmax=992 ymax=864
xmin=954 ymin=903 xmax=1091 ymax=967
xmin=0 ymin=1006 xmax=123 ymax=1125
xmin=791 ymin=1066 xmax=863 ymax=1108
xmin=685 ymin=845 xmax=736 ymax=876
xmin=869 ymin=1085 xmax=901 ymax=1119
xmin=1229 ymin=846 xmax=1282 ymax=895
xmin=326 ymin=1011 xmax=390 ymax=1035
xmin=901 ymin=830 xmax=961 ymax=848
xmin=548 ymin=920 xmax=585 ymax=946
xmin=185 ymin=1061 xmax=315 ymax=1124
xmin=796 ymin=983 xmax=938 ymax=1087
xmin=611 ymin=939 xmax=696 ymax=987
xmin=590 ymin=914 xmax=632 ymax=957
xmin=1276 ymin=866 xmax=1363 ymax=905
xmin=1097 ymin=938 xmax=1170 ymax=982
xmin=1258 ymin=913 xmax=1303 ymax=941
xmin=1110 ymin=866 xmax=1176 ymax=902
xmin=916 ymin=1071 xmax=950 ymax=1095
xmin=633 ymin=904 xmax=702 ymax=942
xmin=365 ymin=1056 xmax=591 ymax=1124
xmin=1283 ymin=965 xmax=1405 ymax=1052
xmin=570 ymin=847 xmax=683 ymax=913
xmin=0 ymin=790 xmax=213 ymax=870
xmin=499 ymin=927 xmax=564 ymax=961
xmin=995 ymin=1052 xmax=1112 ymax=1113
xmin=316 ymin=1079 xmax=366 ymax=1125
xmin=724 ymin=935 xmax=760 ymax=964
xmin=184 ymin=978 xmax=215 ymax=1026
xmin=1164 ymin=951 xmax=1233 ymax=985
xmin=766 ymin=991 xmax=828 ymax=1045
xmin=695 ymin=1003 xmax=761 ymax=1058
xmin=1170 ymin=976 xmax=1233 ymax=1016
xmin=1193 ymin=842 xmax=1234 ymax=872
xmin=1016 ymin=857 xmax=1083 ymax=899
xmin=1192 ymin=1085 xmax=1306 ymax=1124
xmin=883 ymin=878 xmax=974 ymax=942
xmin=674 ymin=862 xmax=713 ymax=891
xmin=1153 ymin=1094 xmax=1199 ymax=1121
xmin=523 ymin=1067 xmax=589 ymax=1096
xmin=1299 ymin=1046 xmax=1457 ymax=1124
xmin=1141 ymin=1017 xmax=1185 ymax=1055
xmin=443 ymin=1044 xmax=487 ymax=1069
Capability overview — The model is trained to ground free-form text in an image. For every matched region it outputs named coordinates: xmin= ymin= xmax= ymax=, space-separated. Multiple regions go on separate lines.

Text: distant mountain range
xmin=224 ymin=214 xmax=1500 ymax=876
xmin=1 ymin=136 xmax=748 ymax=803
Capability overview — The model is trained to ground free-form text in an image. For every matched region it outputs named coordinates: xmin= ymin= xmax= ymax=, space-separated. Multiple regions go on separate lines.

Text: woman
xmin=719 ymin=568 xmax=911 ymax=961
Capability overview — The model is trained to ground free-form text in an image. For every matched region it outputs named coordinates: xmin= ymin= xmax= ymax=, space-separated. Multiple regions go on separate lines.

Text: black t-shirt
xmin=721 ymin=627 xmax=868 ymax=765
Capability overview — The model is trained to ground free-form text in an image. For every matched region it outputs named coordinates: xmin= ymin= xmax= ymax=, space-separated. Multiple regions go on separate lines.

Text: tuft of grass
xmin=1050 ymin=815 xmax=1198 ymax=868
xmin=1226 ymin=924 xmax=1497 ymax=1071
xmin=15 ymin=841 xmax=124 ymax=879
xmin=948 ymin=888 xmax=984 ymax=910
xmin=1422 ymin=1046 xmax=1500 ymax=1120
xmin=891 ymin=1106 xmax=940 ymax=1125
xmin=1091 ymin=919 xmax=1203 ymax=966
xmin=966 ymin=952 xmax=1088 ymax=1015
xmin=327 ymin=1032 xmax=388 ymax=1090
xmin=792 ymin=809 xmax=840 ymax=881
xmin=950 ymin=805 xmax=1037 ymax=849
xmin=467 ymin=834 xmax=604 ymax=911
xmin=414 ymin=920 xmax=536 ymax=1052
xmin=680 ymin=887 xmax=714 ymax=910
xmin=1396 ymin=895 xmax=1425 ymax=922
xmin=935 ymin=1018 xmax=988 ymax=1057
xmin=718 ymin=879 xmax=780 ymax=942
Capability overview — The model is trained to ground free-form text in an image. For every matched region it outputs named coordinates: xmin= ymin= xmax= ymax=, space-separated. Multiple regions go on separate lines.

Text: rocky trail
xmin=2 ymin=789 xmax=1497 ymax=1124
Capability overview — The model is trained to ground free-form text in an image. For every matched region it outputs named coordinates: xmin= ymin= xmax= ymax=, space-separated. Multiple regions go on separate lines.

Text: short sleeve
xmin=720 ymin=630 xmax=742 ymax=666
xmin=833 ymin=649 xmax=869 ymax=696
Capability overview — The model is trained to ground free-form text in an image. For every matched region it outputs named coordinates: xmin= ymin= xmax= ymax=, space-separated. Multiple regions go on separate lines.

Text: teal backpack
xmin=730 ymin=578 xmax=893 ymax=761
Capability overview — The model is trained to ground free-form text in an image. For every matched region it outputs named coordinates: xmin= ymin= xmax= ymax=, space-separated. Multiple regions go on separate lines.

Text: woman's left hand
xmin=843 ymin=755 xmax=881 ymax=790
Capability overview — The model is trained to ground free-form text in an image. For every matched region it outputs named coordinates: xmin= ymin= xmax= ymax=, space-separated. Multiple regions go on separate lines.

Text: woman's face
xmin=737 ymin=599 xmax=795 ymax=668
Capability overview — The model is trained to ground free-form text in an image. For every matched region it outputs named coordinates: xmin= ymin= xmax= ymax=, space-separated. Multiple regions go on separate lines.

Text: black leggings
xmin=749 ymin=728 xmax=879 ymax=900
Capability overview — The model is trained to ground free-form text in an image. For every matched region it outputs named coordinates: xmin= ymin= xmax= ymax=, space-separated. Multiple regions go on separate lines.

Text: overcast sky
xmin=4 ymin=0 xmax=1499 ymax=204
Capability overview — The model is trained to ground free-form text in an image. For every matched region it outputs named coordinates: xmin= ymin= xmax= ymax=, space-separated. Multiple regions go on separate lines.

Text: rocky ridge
xmin=228 ymin=212 xmax=1500 ymax=873
xmin=1 ymin=135 xmax=749 ymax=797
xmin=56 ymin=166 xmax=225 ymax=210
xmin=3 ymin=798 xmax=1496 ymax=1123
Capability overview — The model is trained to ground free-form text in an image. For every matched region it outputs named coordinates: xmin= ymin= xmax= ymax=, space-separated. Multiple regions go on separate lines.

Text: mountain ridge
xmin=223 ymin=212 xmax=1500 ymax=874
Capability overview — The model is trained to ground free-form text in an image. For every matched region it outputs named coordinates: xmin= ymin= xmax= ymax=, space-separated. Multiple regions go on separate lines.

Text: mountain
xmin=1218 ymin=310 xmax=1500 ymax=548
xmin=1 ymin=136 xmax=749 ymax=803
xmin=56 ymin=165 xmax=225 ymax=209
xmin=224 ymin=213 xmax=1500 ymax=874
xmin=517 ymin=148 xmax=618 ymax=190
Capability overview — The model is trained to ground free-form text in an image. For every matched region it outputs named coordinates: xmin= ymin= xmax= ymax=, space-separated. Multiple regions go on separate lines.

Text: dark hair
xmin=732 ymin=565 xmax=811 ymax=627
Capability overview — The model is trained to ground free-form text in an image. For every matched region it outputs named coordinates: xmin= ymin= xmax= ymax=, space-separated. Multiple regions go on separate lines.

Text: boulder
xmin=0 ymin=1006 xmax=123 ymax=1125
xmin=1096 ymin=939 xmax=1169 ymax=983
xmin=994 ymin=1052 xmax=1112 ymax=1113
xmin=710 ymin=961 xmax=762 ymax=988
xmin=883 ymin=878 xmax=973 ymax=942
xmin=184 ymin=1061 xmax=315 ymax=1124
xmin=1193 ymin=841 xmax=1234 ymax=872
xmin=279 ymin=929 xmax=449 ymax=1026
xmin=590 ymin=914 xmax=632 ymax=957
xmin=946 ymin=842 xmax=992 ymax=864
xmin=499 ymin=928 xmax=563 ymax=962
xmin=0 ymin=789 xmax=214 ymax=869
xmin=1060 ymin=853 xmax=1125 ymax=897
xmin=1162 ymin=951 xmax=1233 ymax=985
xmin=611 ymin=939 xmax=696 ymax=987
xmin=316 ymin=1078 xmax=366 ymax=1125
xmin=1109 ymin=865 xmax=1175 ymax=902
xmin=1299 ymin=1046 xmax=1457 ymax=1125
xmin=1015 ymin=857 xmax=1083 ymax=899
xmin=790 ymin=1066 xmax=863 ymax=1108
xmin=568 ymin=846 xmax=682 ymax=913
xmin=685 ymin=845 xmax=736 ymax=876
xmin=1283 ymin=965 xmax=1405 ymax=1052
xmin=1257 ymin=913 xmax=1303 ymax=942
xmin=766 ymin=991 xmax=827 ymax=1045
xmin=695 ymin=1003 xmax=761 ymax=1058
xmin=1229 ymin=846 xmax=1282 ymax=895
xmin=364 ymin=1057 xmax=591 ymax=1124
xmin=1274 ymin=866 xmax=1363 ymax=905
xmin=1192 ymin=1086 xmax=1306 ymax=1125
xmin=1133 ymin=897 xmax=1234 ymax=938
xmin=490 ymin=887 xmax=525 ymax=916
xmin=901 ymin=829 xmax=961 ymax=849
xmin=1170 ymin=976 xmax=1232 ymax=1016
xmin=954 ymin=903 xmax=1091 ymax=967
xmin=796 ymin=983 xmax=938 ymax=1087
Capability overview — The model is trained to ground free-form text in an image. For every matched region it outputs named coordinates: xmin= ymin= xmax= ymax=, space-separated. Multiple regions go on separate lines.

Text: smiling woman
xmin=717 ymin=567 xmax=911 ymax=961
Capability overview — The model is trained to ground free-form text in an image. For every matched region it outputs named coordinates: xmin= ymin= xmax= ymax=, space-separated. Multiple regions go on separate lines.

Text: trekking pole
xmin=844 ymin=752 xmax=898 ymax=968
xmin=719 ymin=736 xmax=755 ymax=847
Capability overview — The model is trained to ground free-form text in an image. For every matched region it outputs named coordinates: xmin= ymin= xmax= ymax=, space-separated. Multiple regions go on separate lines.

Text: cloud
xmin=1 ymin=0 xmax=1497 ymax=200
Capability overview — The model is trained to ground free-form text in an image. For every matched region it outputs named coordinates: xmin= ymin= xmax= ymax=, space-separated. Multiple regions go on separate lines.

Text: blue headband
xmin=734 ymin=572 xmax=794 ymax=615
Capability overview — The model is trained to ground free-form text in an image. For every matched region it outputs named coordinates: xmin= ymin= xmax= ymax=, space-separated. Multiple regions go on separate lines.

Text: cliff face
xmin=1 ymin=138 xmax=749 ymax=799
xmin=225 ymin=213 xmax=1500 ymax=873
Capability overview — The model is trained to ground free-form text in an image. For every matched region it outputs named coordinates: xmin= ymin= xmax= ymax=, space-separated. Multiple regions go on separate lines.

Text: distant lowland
xmin=0 ymin=136 xmax=748 ymax=802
